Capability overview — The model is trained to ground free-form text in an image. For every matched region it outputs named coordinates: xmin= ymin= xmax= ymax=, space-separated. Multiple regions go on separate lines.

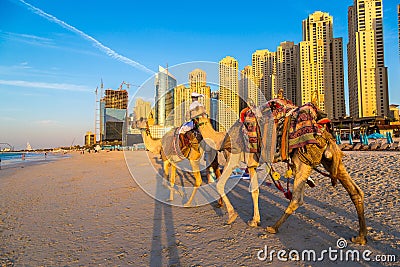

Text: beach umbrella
xmin=389 ymin=132 xmax=394 ymax=144
xmin=386 ymin=132 xmax=390 ymax=144
xmin=335 ymin=134 xmax=341 ymax=145
xmin=349 ymin=133 xmax=353 ymax=145
xmin=363 ymin=133 xmax=369 ymax=145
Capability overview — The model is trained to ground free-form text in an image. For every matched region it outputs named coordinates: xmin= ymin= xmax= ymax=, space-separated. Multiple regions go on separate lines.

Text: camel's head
xmin=135 ymin=119 xmax=147 ymax=129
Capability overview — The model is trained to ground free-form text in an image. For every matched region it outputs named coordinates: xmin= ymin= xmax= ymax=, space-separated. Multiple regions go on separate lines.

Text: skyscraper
xmin=252 ymin=49 xmax=276 ymax=104
xmin=219 ymin=56 xmax=239 ymax=131
xmin=347 ymin=0 xmax=389 ymax=118
xmin=300 ymin=11 xmax=345 ymax=119
xmin=276 ymin=41 xmax=300 ymax=105
xmin=173 ymin=69 xmax=211 ymax=126
xmin=155 ymin=66 xmax=176 ymax=126
xmin=240 ymin=65 xmax=259 ymax=108
xmin=133 ymin=98 xmax=152 ymax=121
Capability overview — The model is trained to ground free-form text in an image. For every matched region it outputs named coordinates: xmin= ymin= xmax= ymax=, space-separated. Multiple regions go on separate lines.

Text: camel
xmin=136 ymin=119 xmax=221 ymax=207
xmin=193 ymin=104 xmax=367 ymax=245
xmin=193 ymin=115 xmax=263 ymax=227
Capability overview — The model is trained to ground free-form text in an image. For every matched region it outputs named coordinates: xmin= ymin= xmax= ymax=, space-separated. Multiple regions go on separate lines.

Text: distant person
xmin=44 ymin=152 xmax=47 ymax=159
xmin=179 ymin=92 xmax=206 ymax=134
xmin=0 ymin=158 xmax=2 ymax=170
xmin=22 ymin=154 xmax=25 ymax=160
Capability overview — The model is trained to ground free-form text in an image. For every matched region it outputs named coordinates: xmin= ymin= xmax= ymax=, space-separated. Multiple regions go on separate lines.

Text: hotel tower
xmin=276 ymin=41 xmax=300 ymax=105
xmin=299 ymin=11 xmax=346 ymax=119
xmin=173 ymin=69 xmax=211 ymax=126
xmin=252 ymin=49 xmax=276 ymax=104
xmin=240 ymin=65 xmax=259 ymax=108
xmin=347 ymin=0 xmax=389 ymax=118
xmin=218 ymin=56 xmax=239 ymax=131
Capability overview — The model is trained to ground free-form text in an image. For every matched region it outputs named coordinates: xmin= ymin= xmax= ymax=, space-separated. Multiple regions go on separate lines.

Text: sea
xmin=0 ymin=152 xmax=69 ymax=169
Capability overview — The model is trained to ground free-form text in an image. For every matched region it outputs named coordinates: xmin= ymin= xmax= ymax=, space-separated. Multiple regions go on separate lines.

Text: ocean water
xmin=0 ymin=152 xmax=69 ymax=169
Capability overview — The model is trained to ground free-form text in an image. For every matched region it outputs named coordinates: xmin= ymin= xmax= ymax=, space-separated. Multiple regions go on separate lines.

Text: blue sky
xmin=0 ymin=0 xmax=399 ymax=149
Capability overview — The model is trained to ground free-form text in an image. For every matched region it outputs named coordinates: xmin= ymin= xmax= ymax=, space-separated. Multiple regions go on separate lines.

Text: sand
xmin=0 ymin=150 xmax=399 ymax=266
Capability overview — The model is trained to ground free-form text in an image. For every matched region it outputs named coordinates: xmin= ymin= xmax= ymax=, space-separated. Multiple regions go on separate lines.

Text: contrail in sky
xmin=17 ymin=0 xmax=155 ymax=75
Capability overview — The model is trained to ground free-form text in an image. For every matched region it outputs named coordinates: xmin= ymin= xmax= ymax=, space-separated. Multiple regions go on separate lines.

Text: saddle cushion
xmin=241 ymin=108 xmax=260 ymax=153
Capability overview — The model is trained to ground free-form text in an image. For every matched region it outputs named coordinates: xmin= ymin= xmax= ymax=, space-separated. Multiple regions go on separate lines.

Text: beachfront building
xmin=218 ymin=56 xmax=239 ymax=131
xmin=173 ymin=69 xmax=211 ymax=127
xmin=100 ymin=88 xmax=129 ymax=142
xmin=276 ymin=41 xmax=300 ymax=105
xmin=210 ymin=91 xmax=219 ymax=130
xmin=133 ymin=98 xmax=152 ymax=121
xmin=252 ymin=49 xmax=276 ymax=104
xmin=155 ymin=66 xmax=176 ymax=127
xmin=240 ymin=65 xmax=259 ymax=109
xmin=299 ymin=11 xmax=346 ymax=119
xmin=347 ymin=0 xmax=389 ymax=118
xmin=85 ymin=131 xmax=96 ymax=147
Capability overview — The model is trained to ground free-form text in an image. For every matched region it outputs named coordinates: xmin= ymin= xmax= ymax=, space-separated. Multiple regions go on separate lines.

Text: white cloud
xmin=0 ymin=79 xmax=92 ymax=92
xmin=0 ymin=31 xmax=54 ymax=47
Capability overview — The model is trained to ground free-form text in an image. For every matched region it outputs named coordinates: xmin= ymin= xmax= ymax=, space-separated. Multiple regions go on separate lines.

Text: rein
xmin=268 ymin=163 xmax=292 ymax=200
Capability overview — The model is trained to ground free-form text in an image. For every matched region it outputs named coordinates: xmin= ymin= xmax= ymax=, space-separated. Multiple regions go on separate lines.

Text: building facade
xmin=347 ymin=0 xmax=389 ymax=118
xmin=276 ymin=41 xmax=300 ymax=105
xmin=240 ymin=65 xmax=259 ymax=109
xmin=133 ymin=98 xmax=152 ymax=121
xmin=173 ymin=69 xmax=211 ymax=127
xmin=155 ymin=66 xmax=176 ymax=126
xmin=100 ymin=88 xmax=129 ymax=142
xmin=300 ymin=11 xmax=346 ymax=119
xmin=219 ymin=56 xmax=239 ymax=131
xmin=252 ymin=49 xmax=276 ymax=104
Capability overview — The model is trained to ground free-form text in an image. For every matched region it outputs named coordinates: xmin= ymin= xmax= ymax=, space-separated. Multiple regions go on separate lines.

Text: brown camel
xmin=136 ymin=119 xmax=221 ymax=207
xmin=194 ymin=110 xmax=367 ymax=245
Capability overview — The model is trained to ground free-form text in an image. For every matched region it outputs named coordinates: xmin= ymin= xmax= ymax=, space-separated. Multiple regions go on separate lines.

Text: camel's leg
xmin=184 ymin=160 xmax=202 ymax=207
xmin=247 ymin=166 xmax=260 ymax=227
xmin=323 ymin=159 xmax=367 ymax=245
xmin=209 ymin=155 xmax=223 ymax=207
xmin=216 ymin=153 xmax=241 ymax=224
xmin=266 ymin=154 xmax=312 ymax=234
xmin=215 ymin=167 xmax=223 ymax=207
xmin=162 ymin=160 xmax=170 ymax=188
xmin=168 ymin=163 xmax=177 ymax=202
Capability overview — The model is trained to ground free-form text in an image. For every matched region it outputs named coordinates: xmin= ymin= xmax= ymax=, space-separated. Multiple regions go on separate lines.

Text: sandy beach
xmin=0 ymin=150 xmax=399 ymax=266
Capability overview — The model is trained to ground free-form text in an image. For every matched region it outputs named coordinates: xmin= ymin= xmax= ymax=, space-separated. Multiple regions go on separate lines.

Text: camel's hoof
xmin=247 ymin=219 xmax=260 ymax=227
xmin=351 ymin=236 xmax=367 ymax=245
xmin=266 ymin=226 xmax=278 ymax=234
xmin=183 ymin=202 xmax=192 ymax=208
xmin=226 ymin=212 xmax=238 ymax=225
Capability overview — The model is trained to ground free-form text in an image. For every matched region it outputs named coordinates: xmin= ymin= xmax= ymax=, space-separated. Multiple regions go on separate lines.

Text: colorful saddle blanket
xmin=258 ymin=99 xmax=324 ymax=163
xmin=240 ymin=107 xmax=260 ymax=153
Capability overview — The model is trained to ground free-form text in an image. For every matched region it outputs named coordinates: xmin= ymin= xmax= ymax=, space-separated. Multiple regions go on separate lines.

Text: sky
xmin=0 ymin=0 xmax=399 ymax=150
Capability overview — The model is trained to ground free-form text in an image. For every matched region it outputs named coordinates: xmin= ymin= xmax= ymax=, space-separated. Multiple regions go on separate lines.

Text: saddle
xmin=240 ymin=107 xmax=261 ymax=153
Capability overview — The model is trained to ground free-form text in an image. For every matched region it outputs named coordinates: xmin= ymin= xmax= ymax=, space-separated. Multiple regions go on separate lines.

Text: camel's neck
xmin=141 ymin=129 xmax=161 ymax=154
xmin=197 ymin=121 xmax=226 ymax=151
